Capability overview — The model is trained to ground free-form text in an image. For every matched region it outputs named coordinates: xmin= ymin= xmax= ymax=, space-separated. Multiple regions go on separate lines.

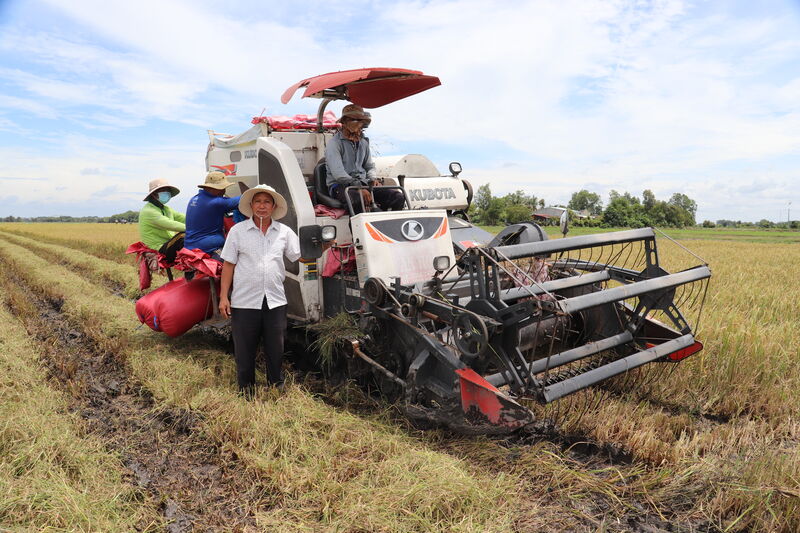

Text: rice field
xmin=0 ymin=222 xmax=798 ymax=532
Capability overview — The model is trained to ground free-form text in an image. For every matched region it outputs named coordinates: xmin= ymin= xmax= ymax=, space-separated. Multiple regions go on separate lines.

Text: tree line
xmin=5 ymin=201 xmax=795 ymax=230
xmin=468 ymin=185 xmax=699 ymax=228
xmin=711 ymin=219 xmax=799 ymax=229
xmin=1 ymin=210 xmax=139 ymax=223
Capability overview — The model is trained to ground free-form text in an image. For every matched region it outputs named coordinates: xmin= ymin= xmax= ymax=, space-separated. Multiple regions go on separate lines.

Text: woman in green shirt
xmin=139 ymin=178 xmax=186 ymax=262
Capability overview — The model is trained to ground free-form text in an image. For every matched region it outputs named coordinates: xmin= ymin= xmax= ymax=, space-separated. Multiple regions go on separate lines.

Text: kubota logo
xmin=401 ymin=220 xmax=425 ymax=241
xmin=409 ymin=187 xmax=456 ymax=202
xmin=211 ymin=164 xmax=237 ymax=176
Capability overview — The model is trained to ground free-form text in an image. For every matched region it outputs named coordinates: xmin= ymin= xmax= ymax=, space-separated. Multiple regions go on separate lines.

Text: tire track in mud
xmin=299 ymin=378 xmax=710 ymax=532
xmin=0 ymin=258 xmax=269 ymax=532
xmin=303 ymin=352 xmax=726 ymax=532
xmin=434 ymin=426 xmax=721 ymax=533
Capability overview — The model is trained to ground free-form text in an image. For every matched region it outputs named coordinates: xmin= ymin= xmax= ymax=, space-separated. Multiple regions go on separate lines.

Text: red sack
xmin=135 ymin=277 xmax=219 ymax=337
xmin=223 ymin=216 xmax=234 ymax=236
xmin=322 ymin=246 xmax=356 ymax=277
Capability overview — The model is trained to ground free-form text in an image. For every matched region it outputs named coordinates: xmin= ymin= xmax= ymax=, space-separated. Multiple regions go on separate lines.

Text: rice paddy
xmin=0 ymin=222 xmax=798 ymax=532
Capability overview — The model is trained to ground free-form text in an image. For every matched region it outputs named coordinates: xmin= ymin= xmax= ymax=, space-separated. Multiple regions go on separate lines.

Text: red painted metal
xmin=667 ymin=341 xmax=703 ymax=361
xmin=281 ymin=68 xmax=441 ymax=108
xmin=455 ymin=368 xmax=531 ymax=429
xmin=645 ymin=340 xmax=703 ymax=361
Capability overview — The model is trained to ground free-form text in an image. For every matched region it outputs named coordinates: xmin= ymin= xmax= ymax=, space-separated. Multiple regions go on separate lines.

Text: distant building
xmin=532 ymin=207 xmax=590 ymax=222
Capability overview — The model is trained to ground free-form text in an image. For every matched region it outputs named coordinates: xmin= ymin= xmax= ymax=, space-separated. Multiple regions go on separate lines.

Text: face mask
xmin=157 ymin=191 xmax=172 ymax=204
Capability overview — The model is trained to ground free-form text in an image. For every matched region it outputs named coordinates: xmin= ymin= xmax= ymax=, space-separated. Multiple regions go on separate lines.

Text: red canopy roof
xmin=281 ymin=68 xmax=441 ymax=108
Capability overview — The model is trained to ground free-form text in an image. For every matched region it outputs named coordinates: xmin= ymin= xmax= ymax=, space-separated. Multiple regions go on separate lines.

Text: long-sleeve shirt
xmin=184 ymin=189 xmax=241 ymax=254
xmin=138 ymin=202 xmax=186 ymax=251
xmin=324 ymin=131 xmax=377 ymax=191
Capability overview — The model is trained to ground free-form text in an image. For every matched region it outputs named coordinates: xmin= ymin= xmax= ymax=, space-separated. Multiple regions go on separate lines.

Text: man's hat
xmin=198 ymin=170 xmax=236 ymax=190
xmin=338 ymin=104 xmax=371 ymax=127
xmin=238 ymin=184 xmax=289 ymax=220
xmin=144 ymin=178 xmax=180 ymax=201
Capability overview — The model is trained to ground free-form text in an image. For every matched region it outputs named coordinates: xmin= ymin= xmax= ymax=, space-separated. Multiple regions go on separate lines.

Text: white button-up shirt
xmin=220 ymin=218 xmax=301 ymax=310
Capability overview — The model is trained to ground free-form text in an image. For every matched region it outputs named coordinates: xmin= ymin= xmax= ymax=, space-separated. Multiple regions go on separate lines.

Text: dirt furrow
xmin=0 ymin=261 xmax=269 ymax=532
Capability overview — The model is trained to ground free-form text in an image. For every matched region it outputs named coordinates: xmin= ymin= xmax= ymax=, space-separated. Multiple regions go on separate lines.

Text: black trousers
xmin=231 ymin=298 xmax=287 ymax=390
xmin=334 ymin=186 xmax=405 ymax=214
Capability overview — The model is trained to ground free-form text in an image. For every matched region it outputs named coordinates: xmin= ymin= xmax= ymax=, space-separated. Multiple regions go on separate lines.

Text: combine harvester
xmin=195 ymin=68 xmax=712 ymax=433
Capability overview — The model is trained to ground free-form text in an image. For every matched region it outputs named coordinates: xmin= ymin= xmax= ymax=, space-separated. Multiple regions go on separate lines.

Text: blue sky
xmin=1 ymin=0 xmax=799 ymax=222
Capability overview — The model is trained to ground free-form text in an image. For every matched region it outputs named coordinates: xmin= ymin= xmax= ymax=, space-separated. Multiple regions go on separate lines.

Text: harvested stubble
xmin=0 ymin=222 xmax=140 ymax=264
xmin=548 ymin=238 xmax=800 ymax=530
xmin=0 ymin=299 xmax=160 ymax=531
xmin=0 ymin=230 xmax=151 ymax=297
xmin=0 ymin=235 xmax=516 ymax=533
xmin=3 ymin=228 xmax=800 ymax=532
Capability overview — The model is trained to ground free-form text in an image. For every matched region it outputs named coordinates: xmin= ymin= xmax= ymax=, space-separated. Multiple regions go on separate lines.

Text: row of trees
xmin=470 ymin=185 xmax=546 ymax=225
xmin=709 ymin=219 xmax=800 ymax=229
xmin=469 ymin=186 xmax=699 ymax=228
xmin=1 ymin=210 xmax=139 ymax=224
xmin=600 ymin=190 xmax=697 ymax=228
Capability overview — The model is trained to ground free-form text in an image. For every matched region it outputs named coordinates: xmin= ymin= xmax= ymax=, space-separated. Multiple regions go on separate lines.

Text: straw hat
xmin=338 ymin=104 xmax=371 ymax=127
xmin=239 ymin=184 xmax=288 ymax=220
xmin=144 ymin=178 xmax=180 ymax=201
xmin=199 ymin=170 xmax=236 ymax=190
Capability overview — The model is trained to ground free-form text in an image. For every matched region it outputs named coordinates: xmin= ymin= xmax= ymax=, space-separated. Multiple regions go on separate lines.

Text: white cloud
xmin=0 ymin=0 xmax=799 ymax=220
xmin=0 ymin=93 xmax=55 ymax=117
xmin=0 ymin=138 xmax=204 ymax=217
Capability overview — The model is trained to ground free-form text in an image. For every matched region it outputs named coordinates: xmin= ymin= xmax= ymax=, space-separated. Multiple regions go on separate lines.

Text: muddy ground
xmin=2 ymin=271 xmax=270 ymax=533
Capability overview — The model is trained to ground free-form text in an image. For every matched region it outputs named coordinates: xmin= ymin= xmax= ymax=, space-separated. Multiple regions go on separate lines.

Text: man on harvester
xmin=325 ymin=104 xmax=405 ymax=213
xmin=184 ymin=171 xmax=242 ymax=259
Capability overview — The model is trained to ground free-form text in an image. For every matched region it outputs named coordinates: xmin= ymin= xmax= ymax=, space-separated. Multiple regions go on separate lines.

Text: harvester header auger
xmin=187 ymin=66 xmax=713 ymax=434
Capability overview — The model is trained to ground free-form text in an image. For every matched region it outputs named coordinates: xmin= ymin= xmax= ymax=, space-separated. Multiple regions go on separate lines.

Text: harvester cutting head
xmin=359 ymin=227 xmax=711 ymax=434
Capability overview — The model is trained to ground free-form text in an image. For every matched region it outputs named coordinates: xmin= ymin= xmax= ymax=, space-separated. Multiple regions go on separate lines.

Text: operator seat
xmin=313 ymin=158 xmax=344 ymax=209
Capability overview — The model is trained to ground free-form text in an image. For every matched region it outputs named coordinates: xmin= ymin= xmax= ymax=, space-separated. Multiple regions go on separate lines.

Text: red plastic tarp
xmin=281 ymin=68 xmax=441 ymax=108
xmin=252 ymin=111 xmax=339 ymax=130
xmin=126 ymin=241 xmax=172 ymax=290
xmin=125 ymin=242 xmax=170 ymax=268
xmin=174 ymin=248 xmax=222 ymax=278
xmin=313 ymin=204 xmax=347 ymax=219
